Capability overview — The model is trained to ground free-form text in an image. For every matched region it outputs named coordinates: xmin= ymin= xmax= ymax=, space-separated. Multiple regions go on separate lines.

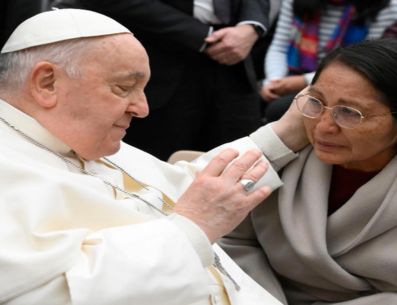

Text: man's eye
xmin=118 ymin=86 xmax=129 ymax=92
xmin=113 ymin=85 xmax=132 ymax=96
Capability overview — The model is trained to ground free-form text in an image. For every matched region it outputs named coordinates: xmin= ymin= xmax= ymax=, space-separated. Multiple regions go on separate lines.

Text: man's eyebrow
xmin=128 ymin=72 xmax=145 ymax=79
xmin=115 ymin=71 xmax=146 ymax=80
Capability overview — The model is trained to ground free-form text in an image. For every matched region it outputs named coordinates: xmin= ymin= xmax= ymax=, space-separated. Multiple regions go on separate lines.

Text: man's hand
xmin=271 ymin=87 xmax=310 ymax=152
xmin=174 ymin=149 xmax=271 ymax=243
xmin=204 ymin=24 xmax=258 ymax=65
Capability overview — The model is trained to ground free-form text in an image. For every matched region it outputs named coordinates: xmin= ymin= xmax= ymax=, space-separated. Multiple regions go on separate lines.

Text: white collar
xmin=0 ymin=98 xmax=72 ymax=156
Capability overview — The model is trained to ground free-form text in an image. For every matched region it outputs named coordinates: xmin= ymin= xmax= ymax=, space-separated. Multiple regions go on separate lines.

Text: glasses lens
xmin=296 ymin=95 xmax=323 ymax=118
xmin=332 ymin=106 xmax=362 ymax=129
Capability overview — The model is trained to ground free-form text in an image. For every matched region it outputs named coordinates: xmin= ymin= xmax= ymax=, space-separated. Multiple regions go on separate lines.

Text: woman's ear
xmin=29 ymin=61 xmax=58 ymax=108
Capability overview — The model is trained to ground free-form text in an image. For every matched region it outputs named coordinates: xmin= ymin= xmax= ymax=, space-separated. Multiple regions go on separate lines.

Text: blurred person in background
xmin=260 ymin=0 xmax=397 ymax=122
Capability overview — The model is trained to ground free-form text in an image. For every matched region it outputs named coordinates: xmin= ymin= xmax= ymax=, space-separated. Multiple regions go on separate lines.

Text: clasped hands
xmin=174 ymin=149 xmax=271 ymax=243
xmin=260 ymin=75 xmax=307 ymax=102
xmin=204 ymin=24 xmax=258 ymax=66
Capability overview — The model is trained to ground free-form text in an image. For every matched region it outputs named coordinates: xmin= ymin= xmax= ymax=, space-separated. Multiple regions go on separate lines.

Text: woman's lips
xmin=315 ymin=139 xmax=345 ymax=150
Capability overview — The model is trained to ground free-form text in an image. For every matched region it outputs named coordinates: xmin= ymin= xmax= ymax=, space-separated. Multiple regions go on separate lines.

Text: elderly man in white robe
xmin=0 ymin=8 xmax=308 ymax=305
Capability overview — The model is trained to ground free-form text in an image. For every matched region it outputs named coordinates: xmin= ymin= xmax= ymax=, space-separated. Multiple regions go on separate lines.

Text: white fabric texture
xmin=0 ymin=98 xmax=283 ymax=305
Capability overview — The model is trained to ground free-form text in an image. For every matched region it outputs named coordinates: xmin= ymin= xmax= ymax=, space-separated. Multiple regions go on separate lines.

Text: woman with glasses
xmin=221 ymin=38 xmax=397 ymax=304
xmin=260 ymin=0 xmax=397 ymax=123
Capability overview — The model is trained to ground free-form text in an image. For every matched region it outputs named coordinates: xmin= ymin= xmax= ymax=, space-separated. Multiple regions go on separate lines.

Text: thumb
xmin=205 ymin=29 xmax=225 ymax=43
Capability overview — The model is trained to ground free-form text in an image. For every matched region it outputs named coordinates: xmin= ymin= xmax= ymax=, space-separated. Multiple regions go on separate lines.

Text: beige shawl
xmin=222 ymin=146 xmax=397 ymax=304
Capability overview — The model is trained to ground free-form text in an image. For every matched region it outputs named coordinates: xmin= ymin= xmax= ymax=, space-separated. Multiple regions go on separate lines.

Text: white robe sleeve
xmin=66 ymin=219 xmax=211 ymax=305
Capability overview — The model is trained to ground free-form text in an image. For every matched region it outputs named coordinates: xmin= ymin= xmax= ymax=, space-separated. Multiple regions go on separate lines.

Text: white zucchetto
xmin=1 ymin=8 xmax=131 ymax=54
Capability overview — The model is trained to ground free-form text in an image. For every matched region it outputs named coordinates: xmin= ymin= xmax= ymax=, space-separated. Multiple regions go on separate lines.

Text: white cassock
xmin=0 ymin=98 xmax=293 ymax=305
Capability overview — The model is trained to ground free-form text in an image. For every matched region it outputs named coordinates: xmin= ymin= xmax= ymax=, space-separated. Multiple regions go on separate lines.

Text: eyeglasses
xmin=295 ymin=93 xmax=395 ymax=129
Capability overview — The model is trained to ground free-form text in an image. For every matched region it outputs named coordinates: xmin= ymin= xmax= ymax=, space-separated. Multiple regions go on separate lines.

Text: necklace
xmin=0 ymin=115 xmax=240 ymax=290
xmin=0 ymin=116 xmax=168 ymax=215
xmin=102 ymin=156 xmax=174 ymax=211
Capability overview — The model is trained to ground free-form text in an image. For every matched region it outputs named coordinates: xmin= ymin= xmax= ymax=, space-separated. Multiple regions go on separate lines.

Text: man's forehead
xmin=1 ymin=9 xmax=131 ymax=54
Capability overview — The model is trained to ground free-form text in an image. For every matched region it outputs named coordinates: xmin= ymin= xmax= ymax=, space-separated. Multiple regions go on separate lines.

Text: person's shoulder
xmin=374 ymin=0 xmax=397 ymax=22
xmin=112 ymin=141 xmax=160 ymax=165
xmin=382 ymin=0 xmax=397 ymax=11
xmin=118 ymin=141 xmax=151 ymax=157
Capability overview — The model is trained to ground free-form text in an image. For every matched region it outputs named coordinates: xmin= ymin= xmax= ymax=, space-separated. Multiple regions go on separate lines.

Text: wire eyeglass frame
xmin=294 ymin=93 xmax=396 ymax=129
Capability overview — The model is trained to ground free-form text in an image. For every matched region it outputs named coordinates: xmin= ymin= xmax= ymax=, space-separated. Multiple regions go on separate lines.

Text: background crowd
xmin=2 ymin=2 xmax=397 ymax=305
xmin=2 ymin=0 xmax=397 ymax=160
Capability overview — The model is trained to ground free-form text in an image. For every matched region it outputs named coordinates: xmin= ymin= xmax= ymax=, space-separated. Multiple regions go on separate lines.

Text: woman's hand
xmin=260 ymin=75 xmax=307 ymax=102
xmin=271 ymin=87 xmax=310 ymax=152
xmin=260 ymin=81 xmax=281 ymax=102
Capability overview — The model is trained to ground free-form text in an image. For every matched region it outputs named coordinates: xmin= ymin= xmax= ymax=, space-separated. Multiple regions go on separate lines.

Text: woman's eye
xmin=339 ymin=107 xmax=357 ymax=116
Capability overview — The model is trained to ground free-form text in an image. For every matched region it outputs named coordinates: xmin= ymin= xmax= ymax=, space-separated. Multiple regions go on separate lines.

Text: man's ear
xmin=29 ymin=61 xmax=58 ymax=108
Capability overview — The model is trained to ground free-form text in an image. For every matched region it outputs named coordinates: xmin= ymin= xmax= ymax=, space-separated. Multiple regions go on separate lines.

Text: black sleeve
xmin=237 ymin=0 xmax=270 ymax=30
xmin=79 ymin=0 xmax=211 ymax=52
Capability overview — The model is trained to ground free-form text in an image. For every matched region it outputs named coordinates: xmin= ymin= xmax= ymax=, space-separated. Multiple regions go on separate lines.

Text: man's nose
xmin=127 ymin=92 xmax=149 ymax=118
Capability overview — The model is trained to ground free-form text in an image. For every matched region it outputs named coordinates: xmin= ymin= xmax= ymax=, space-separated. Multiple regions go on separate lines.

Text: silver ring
xmin=239 ymin=179 xmax=255 ymax=192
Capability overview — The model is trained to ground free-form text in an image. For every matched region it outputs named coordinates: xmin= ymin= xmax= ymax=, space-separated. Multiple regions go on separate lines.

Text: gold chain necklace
xmin=0 ymin=116 xmax=168 ymax=215
xmin=0 ymin=115 xmax=240 ymax=291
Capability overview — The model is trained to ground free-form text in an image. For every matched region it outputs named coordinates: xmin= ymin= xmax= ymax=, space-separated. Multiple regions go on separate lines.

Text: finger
xmin=207 ymin=45 xmax=226 ymax=58
xmin=200 ymin=148 xmax=239 ymax=176
xmin=219 ymin=56 xmax=238 ymax=65
xmin=227 ymin=58 xmax=242 ymax=65
xmin=205 ymin=29 xmax=226 ymax=43
xmin=264 ymin=89 xmax=280 ymax=101
xmin=241 ymin=160 xmax=268 ymax=185
xmin=263 ymin=94 xmax=277 ymax=102
xmin=246 ymin=186 xmax=272 ymax=209
xmin=268 ymin=79 xmax=281 ymax=86
xmin=222 ymin=149 xmax=262 ymax=182
xmin=267 ymin=92 xmax=280 ymax=101
xmin=212 ymin=52 xmax=232 ymax=64
xmin=236 ymin=160 xmax=268 ymax=193
xmin=206 ymin=41 xmax=231 ymax=57
xmin=215 ymin=53 xmax=228 ymax=63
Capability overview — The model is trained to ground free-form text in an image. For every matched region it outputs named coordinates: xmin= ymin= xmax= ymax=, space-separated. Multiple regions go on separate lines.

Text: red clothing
xmin=328 ymin=165 xmax=379 ymax=215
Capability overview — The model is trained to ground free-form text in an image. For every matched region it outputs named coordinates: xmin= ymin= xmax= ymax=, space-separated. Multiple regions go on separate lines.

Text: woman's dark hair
xmin=312 ymin=38 xmax=397 ymax=117
xmin=293 ymin=0 xmax=390 ymax=23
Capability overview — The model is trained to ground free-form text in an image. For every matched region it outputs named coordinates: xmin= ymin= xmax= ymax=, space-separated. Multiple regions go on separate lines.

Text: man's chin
xmin=95 ymin=141 xmax=122 ymax=159
xmin=107 ymin=141 xmax=122 ymax=155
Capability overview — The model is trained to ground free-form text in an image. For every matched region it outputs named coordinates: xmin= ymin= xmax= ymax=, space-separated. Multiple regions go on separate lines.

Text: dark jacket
xmin=69 ymin=0 xmax=270 ymax=109
xmin=0 ymin=0 xmax=43 ymax=49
